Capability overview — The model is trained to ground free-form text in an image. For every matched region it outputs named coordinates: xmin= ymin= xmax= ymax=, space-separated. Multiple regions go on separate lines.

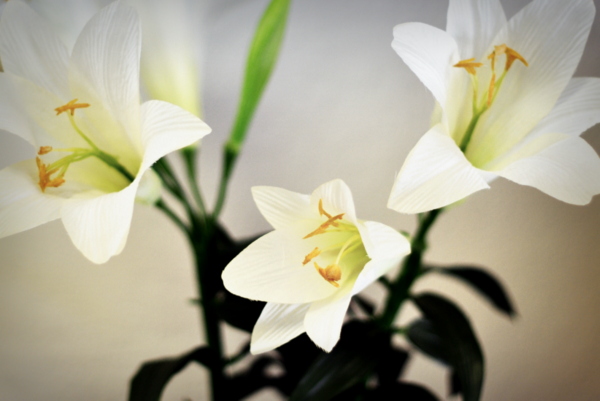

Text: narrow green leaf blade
xmin=437 ymin=266 xmax=516 ymax=317
xmin=407 ymin=318 xmax=449 ymax=365
xmin=128 ymin=347 xmax=215 ymax=401
xmin=412 ymin=293 xmax=485 ymax=401
xmin=227 ymin=0 xmax=291 ymax=151
xmin=366 ymin=382 xmax=441 ymax=401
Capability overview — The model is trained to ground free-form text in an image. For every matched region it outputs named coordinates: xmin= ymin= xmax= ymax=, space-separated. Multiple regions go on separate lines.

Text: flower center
xmin=453 ymin=44 xmax=528 ymax=152
xmin=301 ymin=199 xmax=361 ymax=287
xmin=36 ymin=99 xmax=135 ymax=192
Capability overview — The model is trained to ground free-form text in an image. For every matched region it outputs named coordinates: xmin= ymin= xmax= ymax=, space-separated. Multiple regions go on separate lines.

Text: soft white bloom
xmin=16 ymin=0 xmax=204 ymax=116
xmin=222 ymin=179 xmax=410 ymax=353
xmin=0 ymin=1 xmax=211 ymax=263
xmin=388 ymin=0 xmax=600 ymax=214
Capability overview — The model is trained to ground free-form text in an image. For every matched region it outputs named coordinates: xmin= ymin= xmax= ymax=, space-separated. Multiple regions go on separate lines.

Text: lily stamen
xmin=313 ymin=262 xmax=342 ymax=287
xmin=54 ymin=99 xmax=90 ymax=116
xmin=303 ymin=201 xmax=345 ymax=239
xmin=303 ymin=247 xmax=321 ymax=265
xmin=38 ymin=146 xmax=52 ymax=155
xmin=453 ymin=58 xmax=483 ymax=75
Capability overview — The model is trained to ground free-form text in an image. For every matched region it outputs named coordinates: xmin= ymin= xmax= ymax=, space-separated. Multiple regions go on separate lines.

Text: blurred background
xmin=0 ymin=0 xmax=599 ymax=399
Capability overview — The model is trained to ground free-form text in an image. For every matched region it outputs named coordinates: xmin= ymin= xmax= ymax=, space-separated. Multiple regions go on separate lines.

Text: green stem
xmin=189 ymin=218 xmax=226 ymax=400
xmin=95 ymin=151 xmax=135 ymax=182
xmin=212 ymin=145 xmax=237 ymax=219
xmin=182 ymin=147 xmax=208 ymax=217
xmin=155 ymin=199 xmax=189 ymax=235
xmin=459 ymin=112 xmax=483 ymax=152
xmin=379 ymin=208 xmax=442 ymax=327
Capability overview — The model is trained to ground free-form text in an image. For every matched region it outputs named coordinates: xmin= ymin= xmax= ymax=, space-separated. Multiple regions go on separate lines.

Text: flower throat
xmin=35 ymin=99 xmax=135 ymax=192
xmin=454 ymin=44 xmax=528 ymax=152
xmin=301 ymin=199 xmax=361 ymax=287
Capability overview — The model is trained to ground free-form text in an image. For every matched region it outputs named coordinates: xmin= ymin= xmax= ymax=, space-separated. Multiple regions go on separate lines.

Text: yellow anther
xmin=55 ymin=99 xmax=90 ymax=116
xmin=504 ymin=47 xmax=528 ymax=70
xmin=454 ymin=58 xmax=483 ymax=75
xmin=303 ymin=213 xmax=344 ymax=239
xmin=36 ymin=157 xmax=65 ymax=192
xmin=303 ymin=247 xmax=321 ymax=265
xmin=314 ymin=262 xmax=341 ymax=287
xmin=488 ymin=44 xmax=528 ymax=71
xmin=318 ymin=199 xmax=332 ymax=218
xmin=38 ymin=146 xmax=53 ymax=155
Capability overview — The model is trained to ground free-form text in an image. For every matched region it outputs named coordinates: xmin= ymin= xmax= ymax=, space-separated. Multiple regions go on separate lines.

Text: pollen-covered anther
xmin=38 ymin=146 xmax=53 ymax=155
xmin=488 ymin=44 xmax=528 ymax=71
xmin=55 ymin=99 xmax=90 ymax=116
xmin=303 ymin=247 xmax=321 ymax=265
xmin=303 ymin=213 xmax=344 ymax=239
xmin=453 ymin=58 xmax=483 ymax=75
xmin=314 ymin=262 xmax=341 ymax=287
xmin=36 ymin=157 xmax=64 ymax=192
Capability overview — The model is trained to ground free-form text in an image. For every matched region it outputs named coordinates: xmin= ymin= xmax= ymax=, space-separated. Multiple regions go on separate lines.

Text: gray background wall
xmin=0 ymin=0 xmax=599 ymax=400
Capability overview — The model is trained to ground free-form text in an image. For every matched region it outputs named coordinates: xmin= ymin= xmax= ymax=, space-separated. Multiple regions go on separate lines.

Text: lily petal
xmin=527 ymin=77 xmax=600 ymax=138
xmin=0 ymin=74 xmax=33 ymax=144
xmin=447 ymin=0 xmax=506 ymax=60
xmin=0 ymin=160 xmax=63 ymax=238
xmin=388 ymin=125 xmax=490 ymax=214
xmin=0 ymin=1 xmax=69 ymax=98
xmin=61 ymin=181 xmax=139 ymax=264
xmin=353 ymin=221 xmax=409 ymax=294
xmin=305 ymin=290 xmax=353 ymax=352
xmin=469 ymin=0 xmax=596 ymax=164
xmin=310 ymin=179 xmax=357 ymax=223
xmin=69 ymin=0 xmax=141 ymax=145
xmin=250 ymin=303 xmax=309 ymax=354
xmin=139 ymin=100 xmax=211 ymax=171
xmin=222 ymin=230 xmax=337 ymax=304
xmin=496 ymin=135 xmax=600 ymax=205
xmin=252 ymin=186 xmax=312 ymax=230
xmin=392 ymin=22 xmax=459 ymax=110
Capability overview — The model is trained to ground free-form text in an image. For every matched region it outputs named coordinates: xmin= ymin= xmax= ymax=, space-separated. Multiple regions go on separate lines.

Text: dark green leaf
xmin=411 ymin=293 xmax=485 ymax=401
xmin=273 ymin=334 xmax=322 ymax=396
xmin=365 ymin=382 xmax=441 ymax=401
xmin=226 ymin=0 xmax=291 ymax=152
xmin=288 ymin=321 xmax=389 ymax=401
xmin=228 ymin=356 xmax=280 ymax=399
xmin=128 ymin=347 xmax=216 ymax=401
xmin=407 ymin=318 xmax=449 ymax=365
xmin=376 ymin=347 xmax=409 ymax=386
xmin=450 ymin=369 xmax=462 ymax=396
xmin=435 ymin=266 xmax=516 ymax=317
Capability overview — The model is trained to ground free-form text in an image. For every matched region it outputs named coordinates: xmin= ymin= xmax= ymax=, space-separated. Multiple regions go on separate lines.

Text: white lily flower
xmin=388 ymin=0 xmax=600 ymax=214
xmin=0 ymin=1 xmax=211 ymax=263
xmin=222 ymin=179 xmax=410 ymax=353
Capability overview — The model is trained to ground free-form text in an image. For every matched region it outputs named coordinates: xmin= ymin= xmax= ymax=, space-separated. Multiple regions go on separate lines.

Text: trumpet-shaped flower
xmin=0 ymin=1 xmax=211 ymax=263
xmin=388 ymin=0 xmax=600 ymax=214
xmin=222 ymin=179 xmax=410 ymax=353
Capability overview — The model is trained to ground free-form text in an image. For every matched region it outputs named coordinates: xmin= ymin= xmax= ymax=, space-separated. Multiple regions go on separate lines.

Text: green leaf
xmin=406 ymin=318 xmax=449 ymax=365
xmin=288 ymin=321 xmax=389 ymax=401
xmin=435 ymin=265 xmax=516 ymax=317
xmin=128 ymin=347 xmax=217 ymax=401
xmin=410 ymin=293 xmax=485 ymax=401
xmin=365 ymin=382 xmax=441 ymax=400
xmin=226 ymin=0 xmax=291 ymax=153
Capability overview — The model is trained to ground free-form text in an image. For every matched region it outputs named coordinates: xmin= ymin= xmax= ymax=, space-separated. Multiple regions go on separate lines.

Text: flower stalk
xmin=379 ymin=208 xmax=442 ymax=327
